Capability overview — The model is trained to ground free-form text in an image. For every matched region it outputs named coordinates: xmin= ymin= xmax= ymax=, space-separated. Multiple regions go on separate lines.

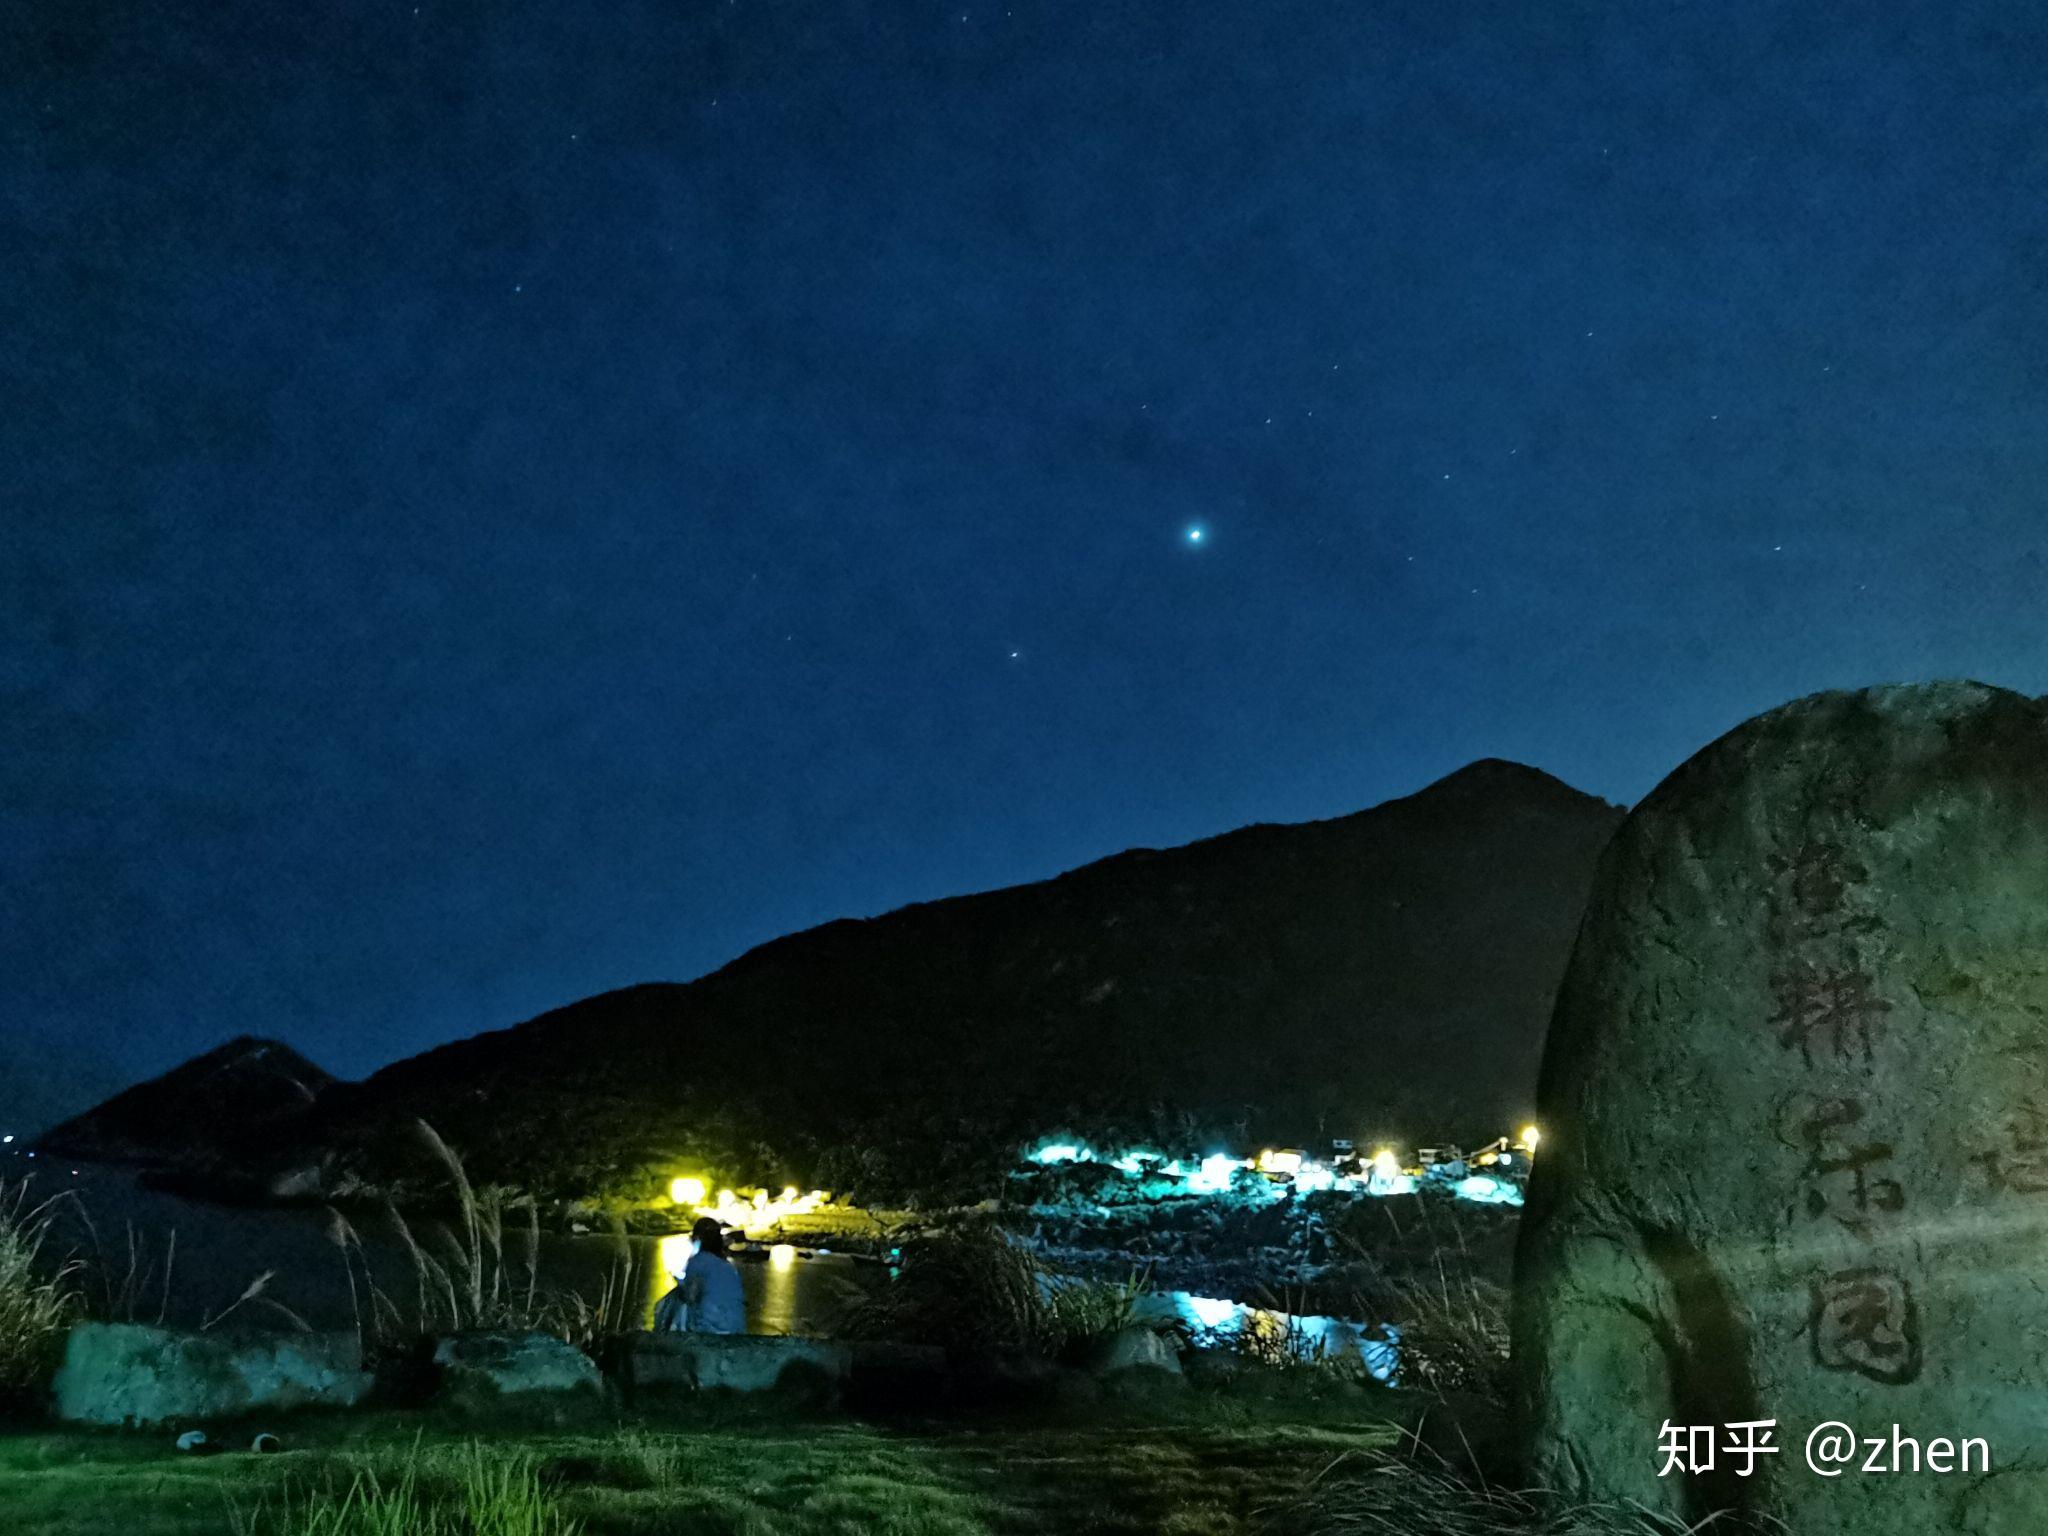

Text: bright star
xmin=1186 ymin=526 xmax=1205 ymax=545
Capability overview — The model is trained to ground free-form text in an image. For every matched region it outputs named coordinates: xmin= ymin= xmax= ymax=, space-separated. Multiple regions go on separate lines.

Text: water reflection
xmin=756 ymin=1245 xmax=800 ymax=1334
xmin=36 ymin=1164 xmax=1392 ymax=1368
xmin=643 ymin=1236 xmax=839 ymax=1335
xmin=656 ymin=1233 xmax=692 ymax=1284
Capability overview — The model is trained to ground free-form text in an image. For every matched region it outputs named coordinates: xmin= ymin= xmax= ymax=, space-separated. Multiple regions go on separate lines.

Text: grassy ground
xmin=0 ymin=1398 xmax=1404 ymax=1536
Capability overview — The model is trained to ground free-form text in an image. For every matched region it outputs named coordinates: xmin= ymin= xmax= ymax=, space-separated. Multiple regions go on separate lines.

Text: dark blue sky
xmin=9 ymin=1 xmax=2047 ymax=1129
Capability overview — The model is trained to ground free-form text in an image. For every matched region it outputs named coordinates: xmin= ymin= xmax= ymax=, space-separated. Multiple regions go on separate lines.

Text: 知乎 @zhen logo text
xmin=1656 ymin=1420 xmax=1991 ymax=1477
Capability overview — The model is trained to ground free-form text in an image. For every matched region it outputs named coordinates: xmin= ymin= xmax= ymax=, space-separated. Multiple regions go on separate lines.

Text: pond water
xmin=14 ymin=1158 xmax=1397 ymax=1378
xmin=16 ymin=1158 xmax=872 ymax=1335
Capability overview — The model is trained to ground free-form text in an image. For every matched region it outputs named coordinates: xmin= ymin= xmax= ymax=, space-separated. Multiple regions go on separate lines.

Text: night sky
xmin=9 ymin=2 xmax=2048 ymax=1130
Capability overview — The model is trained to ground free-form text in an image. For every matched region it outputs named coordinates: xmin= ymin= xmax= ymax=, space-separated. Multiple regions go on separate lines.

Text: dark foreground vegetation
xmin=7 ymin=1399 xmax=1393 ymax=1536
xmin=0 ymin=1165 xmax=1719 ymax=1536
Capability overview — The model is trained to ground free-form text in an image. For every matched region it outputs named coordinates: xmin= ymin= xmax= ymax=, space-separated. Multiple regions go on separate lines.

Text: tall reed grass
xmin=0 ymin=1180 xmax=81 ymax=1409
xmin=324 ymin=1121 xmax=643 ymax=1356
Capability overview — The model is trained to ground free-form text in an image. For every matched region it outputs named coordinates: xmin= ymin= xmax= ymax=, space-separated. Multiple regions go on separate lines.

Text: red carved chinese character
xmin=1769 ymin=965 xmax=1892 ymax=1067
xmin=1811 ymin=1268 xmax=1918 ymax=1384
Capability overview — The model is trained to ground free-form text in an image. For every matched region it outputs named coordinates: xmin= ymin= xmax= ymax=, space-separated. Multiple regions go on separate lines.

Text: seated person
xmin=653 ymin=1216 xmax=746 ymax=1334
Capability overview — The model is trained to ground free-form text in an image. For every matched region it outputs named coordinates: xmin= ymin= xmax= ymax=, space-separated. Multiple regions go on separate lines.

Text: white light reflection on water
xmin=645 ymin=1237 xmax=819 ymax=1335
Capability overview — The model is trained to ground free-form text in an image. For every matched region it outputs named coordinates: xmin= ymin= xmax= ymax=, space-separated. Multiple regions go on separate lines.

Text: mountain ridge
xmin=47 ymin=760 xmax=1626 ymax=1206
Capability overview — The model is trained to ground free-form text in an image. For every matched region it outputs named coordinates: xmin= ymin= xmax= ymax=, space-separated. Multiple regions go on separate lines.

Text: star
xmin=1185 ymin=525 xmax=1205 ymax=545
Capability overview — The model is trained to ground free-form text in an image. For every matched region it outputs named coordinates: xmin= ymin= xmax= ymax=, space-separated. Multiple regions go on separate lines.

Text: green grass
xmin=0 ymin=1399 xmax=1403 ymax=1536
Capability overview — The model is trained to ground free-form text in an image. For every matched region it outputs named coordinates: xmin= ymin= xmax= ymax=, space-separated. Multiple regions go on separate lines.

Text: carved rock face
xmin=1513 ymin=682 xmax=2048 ymax=1533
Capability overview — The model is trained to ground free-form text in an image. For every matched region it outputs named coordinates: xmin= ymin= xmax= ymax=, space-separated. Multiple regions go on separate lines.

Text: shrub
xmin=832 ymin=1222 xmax=1162 ymax=1360
xmin=1337 ymin=1202 xmax=1512 ymax=1400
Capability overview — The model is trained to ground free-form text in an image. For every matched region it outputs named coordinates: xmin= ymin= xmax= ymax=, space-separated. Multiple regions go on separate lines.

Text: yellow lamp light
xmin=658 ymin=1233 xmax=693 ymax=1279
xmin=1519 ymin=1125 xmax=1541 ymax=1154
xmin=1257 ymin=1148 xmax=1303 ymax=1176
xmin=768 ymin=1243 xmax=797 ymax=1270
xmin=670 ymin=1176 xmax=707 ymax=1206
xmin=1372 ymin=1148 xmax=1400 ymax=1180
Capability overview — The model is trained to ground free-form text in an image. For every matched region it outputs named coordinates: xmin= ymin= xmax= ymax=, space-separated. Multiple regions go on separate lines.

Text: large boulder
xmin=53 ymin=1323 xmax=372 ymax=1427
xmin=623 ymin=1332 xmax=855 ymax=1396
xmin=1080 ymin=1326 xmax=1182 ymax=1376
xmin=1514 ymin=683 xmax=2048 ymax=1533
xmin=430 ymin=1331 xmax=602 ymax=1408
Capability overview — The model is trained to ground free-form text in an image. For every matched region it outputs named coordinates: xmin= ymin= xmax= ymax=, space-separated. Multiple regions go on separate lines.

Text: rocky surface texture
xmin=52 ymin=1323 xmax=372 ymax=1427
xmin=429 ymin=1330 xmax=603 ymax=1409
xmin=1513 ymin=682 xmax=2048 ymax=1533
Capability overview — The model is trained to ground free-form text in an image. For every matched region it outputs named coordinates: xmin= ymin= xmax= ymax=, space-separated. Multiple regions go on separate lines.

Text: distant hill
xmin=54 ymin=762 xmax=1625 ymax=1206
xmin=291 ymin=761 xmax=1624 ymax=1202
xmin=0 ymin=1036 xmax=126 ymax=1145
xmin=38 ymin=1036 xmax=334 ymax=1166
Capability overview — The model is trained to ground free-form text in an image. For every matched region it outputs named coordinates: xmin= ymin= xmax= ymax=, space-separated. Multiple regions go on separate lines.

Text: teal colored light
xmin=1186 ymin=1153 xmax=1243 ymax=1193
xmin=1454 ymin=1174 xmax=1524 ymax=1206
xmin=1293 ymin=1160 xmax=1337 ymax=1193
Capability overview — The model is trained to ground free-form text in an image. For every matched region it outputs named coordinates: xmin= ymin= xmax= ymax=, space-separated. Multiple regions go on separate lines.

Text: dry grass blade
xmin=203 ymin=1270 xmax=278 ymax=1331
xmin=384 ymin=1201 xmax=432 ymax=1329
xmin=413 ymin=1120 xmax=482 ymax=1315
xmin=0 ymin=1179 xmax=84 ymax=1409
xmin=1271 ymin=1443 xmax=1787 ymax=1536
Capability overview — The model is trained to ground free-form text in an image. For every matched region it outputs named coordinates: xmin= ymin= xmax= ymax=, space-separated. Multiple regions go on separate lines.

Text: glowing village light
xmin=669 ymin=1176 xmax=707 ymax=1206
xmin=1032 ymin=1143 xmax=1087 ymax=1165
xmin=1256 ymin=1148 xmax=1302 ymax=1177
xmin=1365 ymin=1146 xmax=1417 ymax=1196
xmin=1293 ymin=1159 xmax=1337 ymax=1193
xmin=1187 ymin=1153 xmax=1245 ymax=1193
xmin=1180 ymin=1295 xmax=1239 ymax=1330
xmin=768 ymin=1243 xmax=797 ymax=1271
xmin=700 ymin=1185 xmax=828 ymax=1231
xmin=1519 ymin=1124 xmax=1542 ymax=1154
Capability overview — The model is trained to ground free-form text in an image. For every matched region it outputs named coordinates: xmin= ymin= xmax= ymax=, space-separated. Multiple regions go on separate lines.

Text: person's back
xmin=682 ymin=1246 xmax=746 ymax=1334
